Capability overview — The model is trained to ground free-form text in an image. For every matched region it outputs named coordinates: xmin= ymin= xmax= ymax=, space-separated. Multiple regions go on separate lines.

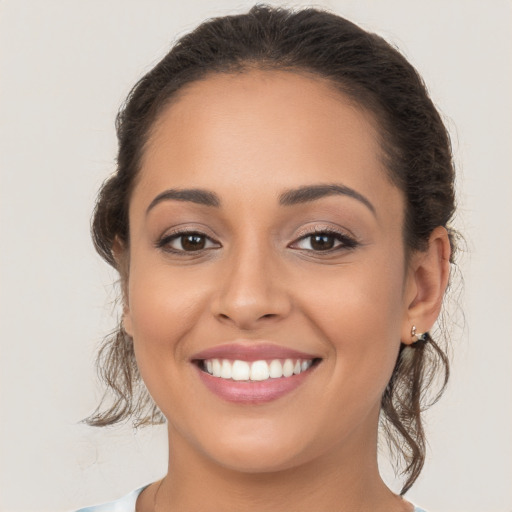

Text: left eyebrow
xmin=278 ymin=183 xmax=376 ymax=215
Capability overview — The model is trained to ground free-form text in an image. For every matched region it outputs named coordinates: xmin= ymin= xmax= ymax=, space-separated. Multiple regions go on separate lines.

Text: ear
xmin=401 ymin=226 xmax=451 ymax=345
xmin=112 ymin=237 xmax=133 ymax=337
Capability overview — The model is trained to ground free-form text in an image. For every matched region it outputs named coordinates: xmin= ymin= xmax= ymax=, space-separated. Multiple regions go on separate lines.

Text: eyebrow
xmin=146 ymin=183 xmax=375 ymax=215
xmin=147 ymin=188 xmax=220 ymax=213
xmin=278 ymin=184 xmax=375 ymax=215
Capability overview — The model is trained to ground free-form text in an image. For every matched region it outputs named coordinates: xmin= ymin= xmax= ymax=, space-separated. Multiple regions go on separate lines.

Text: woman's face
xmin=123 ymin=70 xmax=416 ymax=472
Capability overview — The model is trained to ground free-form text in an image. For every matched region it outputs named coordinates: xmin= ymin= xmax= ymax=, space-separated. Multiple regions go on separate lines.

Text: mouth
xmin=194 ymin=357 xmax=321 ymax=382
xmin=190 ymin=342 xmax=322 ymax=404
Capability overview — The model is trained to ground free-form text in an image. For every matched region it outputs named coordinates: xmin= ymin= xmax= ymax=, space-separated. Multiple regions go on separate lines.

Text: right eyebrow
xmin=146 ymin=188 xmax=221 ymax=214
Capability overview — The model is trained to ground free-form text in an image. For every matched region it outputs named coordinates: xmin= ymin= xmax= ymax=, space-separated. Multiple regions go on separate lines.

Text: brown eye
xmin=310 ymin=234 xmax=336 ymax=251
xmin=157 ymin=231 xmax=220 ymax=253
xmin=181 ymin=234 xmax=206 ymax=251
xmin=291 ymin=229 xmax=358 ymax=253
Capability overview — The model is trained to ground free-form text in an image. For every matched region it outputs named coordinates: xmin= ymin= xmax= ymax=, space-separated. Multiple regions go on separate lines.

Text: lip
xmin=194 ymin=362 xmax=319 ymax=404
xmin=190 ymin=342 xmax=320 ymax=362
xmin=190 ymin=341 xmax=322 ymax=405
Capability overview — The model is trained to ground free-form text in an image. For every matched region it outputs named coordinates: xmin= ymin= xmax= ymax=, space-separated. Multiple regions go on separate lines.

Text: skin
xmin=120 ymin=70 xmax=451 ymax=512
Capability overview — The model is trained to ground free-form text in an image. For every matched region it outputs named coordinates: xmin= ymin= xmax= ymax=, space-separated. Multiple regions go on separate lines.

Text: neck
xmin=151 ymin=421 xmax=411 ymax=512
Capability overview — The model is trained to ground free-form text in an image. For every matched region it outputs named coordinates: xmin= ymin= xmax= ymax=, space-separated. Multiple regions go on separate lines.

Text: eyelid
xmin=289 ymin=225 xmax=359 ymax=252
xmin=293 ymin=224 xmax=355 ymax=240
xmin=156 ymin=227 xmax=221 ymax=253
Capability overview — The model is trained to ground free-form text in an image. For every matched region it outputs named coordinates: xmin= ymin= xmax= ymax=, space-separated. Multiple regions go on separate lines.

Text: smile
xmin=191 ymin=342 xmax=322 ymax=404
xmin=200 ymin=358 xmax=315 ymax=381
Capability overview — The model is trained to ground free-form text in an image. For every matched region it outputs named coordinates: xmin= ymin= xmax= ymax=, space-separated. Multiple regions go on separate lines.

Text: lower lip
xmin=194 ymin=364 xmax=318 ymax=404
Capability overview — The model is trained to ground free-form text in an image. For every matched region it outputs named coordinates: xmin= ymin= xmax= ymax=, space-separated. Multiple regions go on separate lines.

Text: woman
xmin=78 ymin=4 xmax=456 ymax=511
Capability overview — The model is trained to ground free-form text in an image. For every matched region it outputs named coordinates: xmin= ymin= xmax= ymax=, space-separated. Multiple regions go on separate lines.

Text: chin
xmin=205 ymin=443 xmax=307 ymax=474
xmin=185 ymin=419 xmax=321 ymax=474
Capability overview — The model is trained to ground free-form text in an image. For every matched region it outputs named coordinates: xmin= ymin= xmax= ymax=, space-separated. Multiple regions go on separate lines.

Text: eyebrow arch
xmin=146 ymin=183 xmax=375 ymax=216
xmin=278 ymin=184 xmax=376 ymax=215
xmin=146 ymin=188 xmax=221 ymax=214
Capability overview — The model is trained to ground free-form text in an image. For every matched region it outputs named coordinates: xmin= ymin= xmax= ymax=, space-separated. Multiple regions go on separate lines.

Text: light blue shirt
xmin=75 ymin=486 xmax=428 ymax=512
xmin=75 ymin=486 xmax=148 ymax=512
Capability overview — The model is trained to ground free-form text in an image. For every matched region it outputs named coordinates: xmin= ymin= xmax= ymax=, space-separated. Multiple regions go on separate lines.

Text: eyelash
xmin=155 ymin=227 xmax=358 ymax=255
xmin=293 ymin=227 xmax=358 ymax=252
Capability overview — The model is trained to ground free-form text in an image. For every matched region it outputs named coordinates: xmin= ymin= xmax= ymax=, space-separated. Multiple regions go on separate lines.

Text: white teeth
xmin=231 ymin=360 xmax=250 ymax=381
xmin=202 ymin=358 xmax=315 ymax=381
xmin=221 ymin=360 xmax=232 ymax=379
xmin=283 ymin=359 xmax=294 ymax=377
xmin=212 ymin=359 xmax=222 ymax=377
xmin=269 ymin=360 xmax=283 ymax=378
xmin=250 ymin=360 xmax=270 ymax=381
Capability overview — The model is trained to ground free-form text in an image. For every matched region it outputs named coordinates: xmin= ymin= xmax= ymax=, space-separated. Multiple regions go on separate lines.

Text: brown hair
xmin=85 ymin=4 xmax=457 ymax=495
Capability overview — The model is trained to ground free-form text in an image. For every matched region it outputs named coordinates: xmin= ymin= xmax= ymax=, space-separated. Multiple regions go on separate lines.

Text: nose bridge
xmin=212 ymin=230 xmax=291 ymax=329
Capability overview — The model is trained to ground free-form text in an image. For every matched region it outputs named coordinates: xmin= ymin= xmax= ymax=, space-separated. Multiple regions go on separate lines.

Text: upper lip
xmin=191 ymin=342 xmax=321 ymax=362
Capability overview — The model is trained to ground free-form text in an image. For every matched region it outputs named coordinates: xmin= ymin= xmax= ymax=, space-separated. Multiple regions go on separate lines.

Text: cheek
xmin=299 ymin=256 xmax=405 ymax=389
xmin=124 ymin=254 xmax=204 ymax=380
xmin=125 ymin=262 xmax=210 ymax=421
xmin=304 ymin=257 xmax=404 ymax=330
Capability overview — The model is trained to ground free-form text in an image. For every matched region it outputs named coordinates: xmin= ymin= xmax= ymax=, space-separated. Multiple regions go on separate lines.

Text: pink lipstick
xmin=191 ymin=342 xmax=321 ymax=404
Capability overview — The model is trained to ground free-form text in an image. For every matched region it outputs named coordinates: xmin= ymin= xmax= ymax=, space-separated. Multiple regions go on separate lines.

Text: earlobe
xmin=402 ymin=226 xmax=451 ymax=345
xmin=112 ymin=236 xmax=128 ymax=273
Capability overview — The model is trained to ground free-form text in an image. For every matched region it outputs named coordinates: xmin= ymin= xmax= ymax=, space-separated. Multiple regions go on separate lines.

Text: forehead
xmin=134 ymin=69 xmax=401 ymax=218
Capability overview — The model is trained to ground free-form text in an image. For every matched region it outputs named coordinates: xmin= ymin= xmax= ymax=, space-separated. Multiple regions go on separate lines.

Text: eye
xmin=291 ymin=228 xmax=358 ymax=252
xmin=156 ymin=230 xmax=220 ymax=254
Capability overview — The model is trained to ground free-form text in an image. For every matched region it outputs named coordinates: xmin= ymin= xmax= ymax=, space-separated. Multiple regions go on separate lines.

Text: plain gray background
xmin=1 ymin=1 xmax=511 ymax=511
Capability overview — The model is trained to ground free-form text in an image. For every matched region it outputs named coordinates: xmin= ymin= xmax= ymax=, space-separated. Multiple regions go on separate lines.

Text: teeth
xmin=250 ymin=360 xmax=270 ymax=380
xmin=283 ymin=359 xmax=294 ymax=377
xmin=232 ymin=360 xmax=250 ymax=381
xmin=202 ymin=358 xmax=314 ymax=381
xmin=221 ymin=360 xmax=232 ymax=379
xmin=212 ymin=359 xmax=222 ymax=377
xmin=269 ymin=360 xmax=283 ymax=378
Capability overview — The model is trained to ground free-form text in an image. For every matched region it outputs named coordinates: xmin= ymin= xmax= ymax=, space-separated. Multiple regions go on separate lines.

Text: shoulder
xmin=414 ymin=507 xmax=428 ymax=512
xmin=74 ymin=486 xmax=148 ymax=512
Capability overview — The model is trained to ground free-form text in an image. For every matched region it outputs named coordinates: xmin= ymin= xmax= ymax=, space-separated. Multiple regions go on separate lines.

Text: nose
xmin=211 ymin=240 xmax=292 ymax=331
